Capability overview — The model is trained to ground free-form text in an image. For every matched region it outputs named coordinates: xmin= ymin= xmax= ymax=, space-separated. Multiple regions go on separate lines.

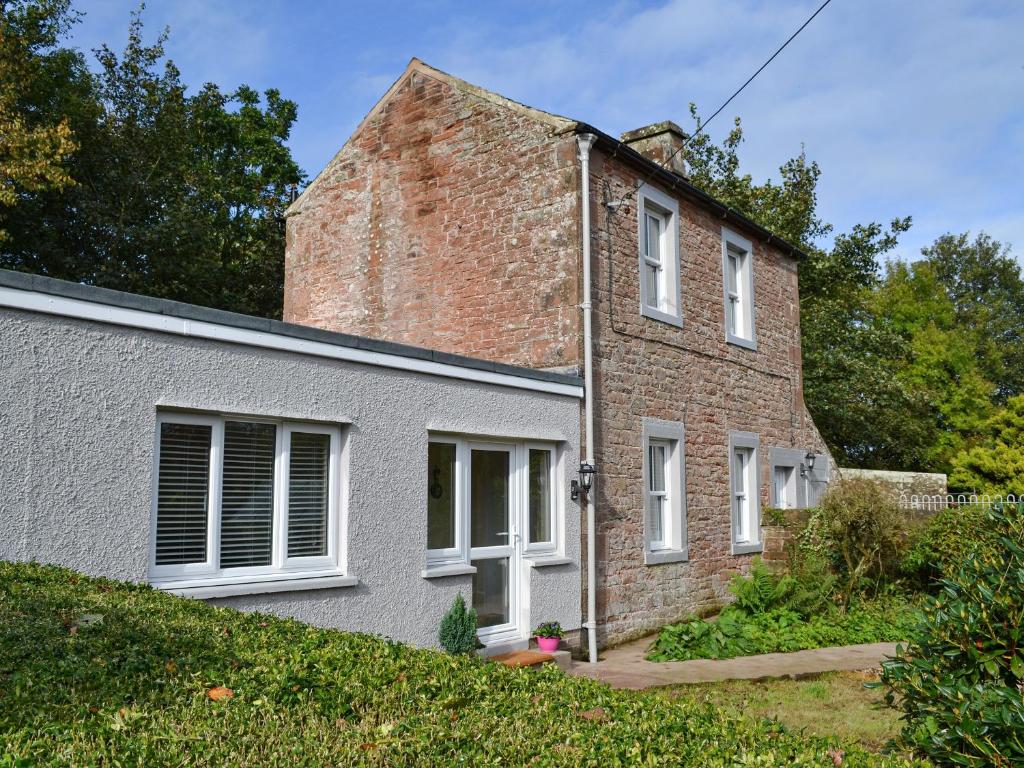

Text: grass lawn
xmin=668 ymin=671 xmax=904 ymax=754
xmin=0 ymin=562 xmax=929 ymax=766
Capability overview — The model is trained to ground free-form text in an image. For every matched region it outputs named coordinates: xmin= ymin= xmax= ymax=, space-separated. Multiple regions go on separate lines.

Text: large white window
xmin=642 ymin=419 xmax=688 ymax=564
xmin=729 ymin=431 xmax=762 ymax=554
xmin=150 ymin=412 xmax=346 ymax=593
xmin=638 ymin=184 xmax=682 ymax=327
xmin=722 ymin=227 xmax=756 ymax=349
xmin=425 ymin=437 xmax=561 ymax=571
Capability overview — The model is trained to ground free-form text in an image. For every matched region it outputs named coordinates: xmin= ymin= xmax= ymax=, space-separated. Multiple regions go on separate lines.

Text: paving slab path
xmin=569 ymin=635 xmax=900 ymax=689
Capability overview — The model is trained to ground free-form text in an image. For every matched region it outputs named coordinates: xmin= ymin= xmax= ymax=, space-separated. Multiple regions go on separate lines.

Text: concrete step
xmin=491 ymin=648 xmax=573 ymax=672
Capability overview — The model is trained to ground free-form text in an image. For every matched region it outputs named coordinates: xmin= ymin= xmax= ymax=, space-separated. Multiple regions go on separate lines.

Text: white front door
xmin=468 ymin=443 xmax=522 ymax=645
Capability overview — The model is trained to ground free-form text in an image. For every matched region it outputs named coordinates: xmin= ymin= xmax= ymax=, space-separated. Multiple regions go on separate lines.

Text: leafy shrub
xmin=728 ymin=557 xmax=791 ymax=615
xmin=438 ymin=592 xmax=477 ymax=654
xmin=647 ymin=595 xmax=919 ymax=662
xmin=879 ymin=502 xmax=1024 ymax=767
xmin=900 ymin=504 xmax=996 ymax=588
xmin=728 ymin=556 xmax=836 ymax=620
xmin=0 ymin=562 xmax=924 ymax=766
xmin=813 ymin=478 xmax=908 ymax=596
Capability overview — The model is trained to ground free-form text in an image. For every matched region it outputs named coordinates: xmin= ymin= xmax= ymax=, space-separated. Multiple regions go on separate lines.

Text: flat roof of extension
xmin=0 ymin=269 xmax=583 ymax=398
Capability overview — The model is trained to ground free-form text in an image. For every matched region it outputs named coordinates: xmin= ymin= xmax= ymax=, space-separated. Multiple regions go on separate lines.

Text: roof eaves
xmin=570 ymin=122 xmax=811 ymax=261
xmin=0 ymin=269 xmax=583 ymax=390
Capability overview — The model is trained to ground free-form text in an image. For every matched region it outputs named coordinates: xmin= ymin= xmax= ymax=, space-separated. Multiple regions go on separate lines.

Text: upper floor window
xmin=150 ymin=412 xmax=345 ymax=589
xmin=722 ymin=227 xmax=756 ymax=349
xmin=642 ymin=418 xmax=688 ymax=564
xmin=728 ymin=430 xmax=762 ymax=554
xmin=638 ymin=184 xmax=682 ymax=327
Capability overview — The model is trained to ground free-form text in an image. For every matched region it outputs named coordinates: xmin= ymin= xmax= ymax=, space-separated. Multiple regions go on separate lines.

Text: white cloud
xmin=412 ymin=0 xmax=1024 ymax=259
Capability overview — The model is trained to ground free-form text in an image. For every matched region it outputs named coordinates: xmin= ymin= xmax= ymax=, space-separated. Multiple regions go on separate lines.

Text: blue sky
xmin=68 ymin=1 xmax=1024 ymax=262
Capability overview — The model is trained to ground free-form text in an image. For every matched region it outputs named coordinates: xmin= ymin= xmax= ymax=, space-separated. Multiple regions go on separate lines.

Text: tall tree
xmin=921 ymin=232 xmax=1024 ymax=400
xmin=684 ymin=106 xmax=919 ymax=468
xmin=0 ymin=0 xmax=78 ymax=241
xmin=949 ymin=395 xmax=1024 ymax=495
xmin=0 ymin=3 xmax=304 ymax=317
xmin=873 ymin=259 xmax=996 ymax=472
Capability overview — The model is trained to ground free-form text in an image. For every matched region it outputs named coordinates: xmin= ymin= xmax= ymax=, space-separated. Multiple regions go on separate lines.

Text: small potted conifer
xmin=533 ymin=621 xmax=563 ymax=652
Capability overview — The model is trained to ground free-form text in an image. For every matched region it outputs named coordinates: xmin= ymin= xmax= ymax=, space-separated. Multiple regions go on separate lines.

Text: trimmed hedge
xmin=0 ymin=562 xmax=925 ymax=766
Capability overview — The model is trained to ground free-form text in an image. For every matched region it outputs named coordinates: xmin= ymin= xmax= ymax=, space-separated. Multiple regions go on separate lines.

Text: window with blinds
xmin=155 ymin=421 xmax=212 ymax=566
xmin=220 ymin=421 xmax=277 ymax=568
xmin=287 ymin=431 xmax=331 ymax=559
xmin=151 ymin=414 xmax=341 ymax=583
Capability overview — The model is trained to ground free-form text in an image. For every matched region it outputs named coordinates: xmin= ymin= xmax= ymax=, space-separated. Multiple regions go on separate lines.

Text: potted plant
xmin=533 ymin=621 xmax=563 ymax=652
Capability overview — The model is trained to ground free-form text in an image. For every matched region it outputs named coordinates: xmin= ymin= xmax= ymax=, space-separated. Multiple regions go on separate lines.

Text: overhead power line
xmin=613 ymin=0 xmax=835 ymax=210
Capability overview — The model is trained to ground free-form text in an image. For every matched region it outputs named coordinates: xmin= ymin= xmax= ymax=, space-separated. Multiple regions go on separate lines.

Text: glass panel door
xmin=469 ymin=445 xmax=518 ymax=638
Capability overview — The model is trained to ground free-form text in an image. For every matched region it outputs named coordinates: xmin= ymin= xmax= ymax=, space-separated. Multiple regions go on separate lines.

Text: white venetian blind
xmin=220 ymin=421 xmax=277 ymax=568
xmin=155 ymin=422 xmax=212 ymax=565
xmin=287 ymin=431 xmax=331 ymax=558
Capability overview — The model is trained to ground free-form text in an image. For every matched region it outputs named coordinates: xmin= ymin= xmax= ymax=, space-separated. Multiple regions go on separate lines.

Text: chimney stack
xmin=620 ymin=121 xmax=688 ymax=178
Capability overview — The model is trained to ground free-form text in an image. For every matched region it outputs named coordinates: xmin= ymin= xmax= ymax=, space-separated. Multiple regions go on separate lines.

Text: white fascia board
xmin=0 ymin=287 xmax=584 ymax=399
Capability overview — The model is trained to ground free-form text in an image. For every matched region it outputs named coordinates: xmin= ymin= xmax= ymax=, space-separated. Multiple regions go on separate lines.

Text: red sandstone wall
xmin=586 ymin=149 xmax=831 ymax=643
xmin=284 ymin=69 xmax=582 ymax=370
xmin=284 ymin=65 xmax=833 ymax=645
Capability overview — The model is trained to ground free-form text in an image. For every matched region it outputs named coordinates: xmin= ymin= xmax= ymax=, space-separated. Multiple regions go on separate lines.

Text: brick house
xmin=284 ymin=59 xmax=832 ymax=654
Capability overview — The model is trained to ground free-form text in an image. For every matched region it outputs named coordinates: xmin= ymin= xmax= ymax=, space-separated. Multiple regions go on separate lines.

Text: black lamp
xmin=571 ymin=462 xmax=597 ymax=501
xmin=801 ymin=451 xmax=817 ymax=478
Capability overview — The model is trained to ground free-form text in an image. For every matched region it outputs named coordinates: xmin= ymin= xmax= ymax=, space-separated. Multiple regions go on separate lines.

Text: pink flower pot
xmin=536 ymin=636 xmax=560 ymax=652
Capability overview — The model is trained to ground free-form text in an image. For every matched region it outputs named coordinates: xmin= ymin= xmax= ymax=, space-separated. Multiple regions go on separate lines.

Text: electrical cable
xmin=614 ymin=0 xmax=835 ymax=211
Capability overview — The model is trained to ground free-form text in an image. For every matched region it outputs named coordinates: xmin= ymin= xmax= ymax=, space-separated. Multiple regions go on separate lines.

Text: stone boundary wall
xmin=838 ymin=468 xmax=947 ymax=501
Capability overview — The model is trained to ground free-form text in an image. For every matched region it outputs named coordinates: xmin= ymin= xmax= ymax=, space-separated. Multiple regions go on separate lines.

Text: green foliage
xmin=648 ymin=554 xmax=910 ymax=663
xmin=923 ymin=232 xmax=1024 ymax=402
xmin=438 ymin=592 xmax=477 ymax=655
xmin=814 ymin=479 xmax=908 ymax=597
xmin=901 ymin=506 xmax=996 ymax=589
xmin=727 ymin=557 xmax=793 ymax=615
xmin=648 ymin=596 xmax=919 ymax=663
xmin=949 ymin=395 xmax=1024 ymax=495
xmin=880 ymin=503 xmax=1024 ymax=766
xmin=0 ymin=562 xmax=925 ymax=766
xmin=532 ymin=621 xmax=562 ymax=638
xmin=0 ymin=3 xmax=303 ymax=318
xmin=0 ymin=0 xmax=78 ymax=240
xmin=685 ymin=103 xmax=1024 ymax=475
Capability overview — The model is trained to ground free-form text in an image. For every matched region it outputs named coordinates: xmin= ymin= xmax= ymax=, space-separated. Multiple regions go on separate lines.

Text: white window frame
xmin=722 ymin=227 xmax=756 ymax=350
xmin=523 ymin=442 xmax=559 ymax=556
xmin=638 ymin=184 xmax=682 ymax=327
xmin=770 ymin=447 xmax=808 ymax=510
xmin=425 ymin=436 xmax=465 ymax=567
xmin=642 ymin=418 xmax=688 ymax=565
xmin=149 ymin=412 xmax=347 ymax=593
xmin=425 ymin=436 xmax=563 ymax=572
xmin=729 ymin=431 xmax=762 ymax=554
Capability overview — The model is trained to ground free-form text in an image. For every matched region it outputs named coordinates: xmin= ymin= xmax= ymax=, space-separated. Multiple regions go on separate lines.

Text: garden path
xmin=568 ymin=636 xmax=900 ymax=689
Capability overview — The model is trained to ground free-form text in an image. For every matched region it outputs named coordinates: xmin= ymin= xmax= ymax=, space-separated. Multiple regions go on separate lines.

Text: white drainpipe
xmin=576 ymin=133 xmax=598 ymax=664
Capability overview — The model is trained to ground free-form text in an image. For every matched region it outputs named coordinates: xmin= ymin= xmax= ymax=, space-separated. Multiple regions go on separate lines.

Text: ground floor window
xmin=150 ymin=412 xmax=343 ymax=586
xmin=729 ymin=431 xmax=762 ymax=553
xmin=642 ymin=418 xmax=688 ymax=563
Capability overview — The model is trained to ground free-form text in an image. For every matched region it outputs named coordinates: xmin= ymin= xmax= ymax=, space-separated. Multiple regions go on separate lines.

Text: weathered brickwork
xmin=585 ymin=152 xmax=830 ymax=644
xmin=285 ymin=67 xmax=582 ymax=370
xmin=285 ymin=60 xmax=832 ymax=648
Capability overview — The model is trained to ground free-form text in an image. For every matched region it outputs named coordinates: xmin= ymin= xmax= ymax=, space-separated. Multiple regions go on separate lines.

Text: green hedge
xmin=0 ymin=562 xmax=925 ymax=766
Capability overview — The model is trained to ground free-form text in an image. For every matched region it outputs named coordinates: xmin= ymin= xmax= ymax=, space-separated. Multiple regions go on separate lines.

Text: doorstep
xmin=491 ymin=649 xmax=573 ymax=672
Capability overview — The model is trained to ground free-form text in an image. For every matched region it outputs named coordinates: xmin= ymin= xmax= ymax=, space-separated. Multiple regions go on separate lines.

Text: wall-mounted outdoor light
xmin=571 ymin=462 xmax=597 ymax=501
xmin=800 ymin=451 xmax=817 ymax=478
